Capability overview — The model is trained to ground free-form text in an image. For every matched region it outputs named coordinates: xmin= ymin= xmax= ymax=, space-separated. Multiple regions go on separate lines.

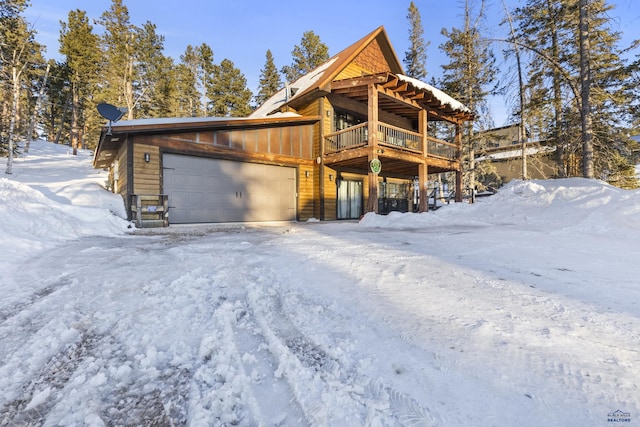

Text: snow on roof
xmin=250 ymin=58 xmax=338 ymax=118
xmin=477 ymin=145 xmax=556 ymax=161
xmin=263 ymin=111 xmax=302 ymax=118
xmin=397 ymin=74 xmax=471 ymax=114
xmin=110 ymin=116 xmax=252 ymax=128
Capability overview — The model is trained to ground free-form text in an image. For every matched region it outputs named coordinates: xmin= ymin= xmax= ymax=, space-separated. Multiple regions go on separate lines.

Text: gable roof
xmin=251 ymin=26 xmax=403 ymax=118
xmin=250 ymin=26 xmax=472 ymax=121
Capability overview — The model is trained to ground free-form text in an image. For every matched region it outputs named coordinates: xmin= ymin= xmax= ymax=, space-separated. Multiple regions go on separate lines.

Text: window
xmin=334 ymin=110 xmax=364 ymax=131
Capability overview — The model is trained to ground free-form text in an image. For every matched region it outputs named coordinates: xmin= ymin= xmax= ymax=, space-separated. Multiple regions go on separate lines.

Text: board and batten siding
xmin=135 ymin=126 xmax=314 ymax=161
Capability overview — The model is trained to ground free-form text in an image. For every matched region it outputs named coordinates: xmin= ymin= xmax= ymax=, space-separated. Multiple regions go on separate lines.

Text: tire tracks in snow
xmin=0 ymin=331 xmax=102 ymax=426
xmin=0 ymin=274 xmax=71 ymax=325
xmin=0 ymin=236 xmax=204 ymax=426
xmin=241 ymin=265 xmax=437 ymax=426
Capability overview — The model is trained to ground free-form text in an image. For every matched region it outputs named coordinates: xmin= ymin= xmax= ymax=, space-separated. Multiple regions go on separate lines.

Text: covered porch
xmin=321 ymin=72 xmax=473 ymax=214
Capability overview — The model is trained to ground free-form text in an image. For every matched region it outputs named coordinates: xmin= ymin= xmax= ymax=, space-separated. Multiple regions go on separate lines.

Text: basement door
xmin=163 ymin=154 xmax=296 ymax=223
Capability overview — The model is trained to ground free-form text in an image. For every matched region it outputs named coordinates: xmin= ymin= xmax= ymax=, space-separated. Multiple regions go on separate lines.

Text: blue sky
xmin=25 ymin=0 xmax=640 ymax=126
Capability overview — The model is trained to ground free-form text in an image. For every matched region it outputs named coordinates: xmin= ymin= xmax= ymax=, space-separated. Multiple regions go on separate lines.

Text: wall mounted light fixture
xmin=329 ymin=174 xmax=333 ymax=181
xmin=305 ymin=170 xmax=310 ymax=178
xmin=144 ymin=152 xmax=150 ymax=162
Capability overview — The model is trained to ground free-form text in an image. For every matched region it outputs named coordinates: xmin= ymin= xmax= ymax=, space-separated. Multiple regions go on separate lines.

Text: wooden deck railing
xmin=325 ymin=122 xmax=368 ymax=152
xmin=325 ymin=121 xmax=458 ymax=160
xmin=377 ymin=123 xmax=422 ymax=152
xmin=427 ymin=136 xmax=458 ymax=159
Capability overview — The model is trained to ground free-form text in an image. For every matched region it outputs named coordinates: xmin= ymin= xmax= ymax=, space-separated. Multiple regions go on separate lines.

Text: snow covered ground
xmin=0 ymin=140 xmax=638 ymax=426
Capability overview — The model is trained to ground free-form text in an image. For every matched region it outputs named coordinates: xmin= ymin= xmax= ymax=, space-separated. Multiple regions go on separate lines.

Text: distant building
xmin=475 ymin=124 xmax=557 ymax=185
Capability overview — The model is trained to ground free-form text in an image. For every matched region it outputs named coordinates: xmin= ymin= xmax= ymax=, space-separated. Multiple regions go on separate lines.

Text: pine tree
xmin=196 ymin=43 xmax=215 ymax=116
xmin=96 ymin=0 xmax=137 ymax=120
xmin=255 ymin=49 xmax=282 ymax=106
xmin=135 ymin=21 xmax=174 ymax=118
xmin=179 ymin=45 xmax=203 ymax=116
xmin=41 ymin=61 xmax=70 ymax=142
xmin=439 ymin=0 xmax=497 ymax=190
xmin=513 ymin=0 xmax=576 ymax=177
xmin=1 ymin=0 xmax=43 ymax=172
xmin=208 ymin=59 xmax=253 ymax=117
xmin=59 ymin=9 xmax=101 ymax=154
xmin=281 ymin=31 xmax=329 ymax=83
xmin=403 ymin=1 xmax=428 ymax=80
xmin=513 ymin=0 xmax=637 ymax=186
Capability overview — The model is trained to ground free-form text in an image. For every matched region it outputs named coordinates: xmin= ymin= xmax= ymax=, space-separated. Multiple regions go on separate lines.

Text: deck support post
xmin=419 ymin=162 xmax=428 ymax=212
xmin=418 ymin=109 xmax=429 ymax=212
xmin=366 ymin=83 xmax=379 ymax=214
xmin=455 ymin=122 xmax=463 ymax=202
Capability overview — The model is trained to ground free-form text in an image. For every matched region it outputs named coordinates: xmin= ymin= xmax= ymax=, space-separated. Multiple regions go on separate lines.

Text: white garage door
xmin=163 ymin=154 xmax=296 ymax=223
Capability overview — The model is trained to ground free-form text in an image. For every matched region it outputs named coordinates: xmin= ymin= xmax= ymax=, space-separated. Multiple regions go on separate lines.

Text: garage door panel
xmin=163 ymin=154 xmax=296 ymax=224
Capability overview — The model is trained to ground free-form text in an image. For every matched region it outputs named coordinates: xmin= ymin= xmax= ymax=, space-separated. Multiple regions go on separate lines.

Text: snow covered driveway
xmin=1 ymin=219 xmax=638 ymax=426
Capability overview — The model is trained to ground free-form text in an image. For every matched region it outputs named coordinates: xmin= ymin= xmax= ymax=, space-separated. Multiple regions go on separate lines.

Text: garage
xmin=163 ymin=154 xmax=296 ymax=223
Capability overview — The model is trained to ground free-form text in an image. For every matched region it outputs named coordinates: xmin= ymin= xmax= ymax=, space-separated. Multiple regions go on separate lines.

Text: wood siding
xmin=335 ymin=39 xmax=389 ymax=81
xmin=128 ymin=124 xmax=316 ymax=222
xmin=323 ymin=165 xmax=338 ymax=220
xmin=115 ymin=143 xmax=128 ymax=199
xmin=296 ymin=100 xmax=324 ymax=219
xmin=134 ymin=125 xmax=314 ymax=161
xmin=298 ymin=166 xmax=315 ymax=220
xmin=132 ymin=143 xmax=161 ymax=195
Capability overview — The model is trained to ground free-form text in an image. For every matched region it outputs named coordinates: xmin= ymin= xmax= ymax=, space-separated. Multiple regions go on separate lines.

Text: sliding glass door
xmin=337 ymin=179 xmax=363 ymax=219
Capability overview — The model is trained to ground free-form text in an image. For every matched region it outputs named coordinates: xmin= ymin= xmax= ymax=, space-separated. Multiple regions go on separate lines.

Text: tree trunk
xmin=579 ymin=0 xmax=594 ymax=178
xmin=71 ymin=81 xmax=79 ymax=155
xmin=544 ymin=0 xmax=566 ymax=178
xmin=5 ymin=66 xmax=21 ymax=175
xmin=25 ymin=63 xmax=50 ymax=153
xmin=54 ymin=93 xmax=71 ymax=145
xmin=503 ymin=0 xmax=527 ymax=180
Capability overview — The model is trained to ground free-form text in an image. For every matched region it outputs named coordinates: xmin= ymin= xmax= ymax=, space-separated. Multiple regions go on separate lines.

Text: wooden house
xmin=475 ymin=124 xmax=557 ymax=184
xmin=93 ymin=26 xmax=473 ymax=226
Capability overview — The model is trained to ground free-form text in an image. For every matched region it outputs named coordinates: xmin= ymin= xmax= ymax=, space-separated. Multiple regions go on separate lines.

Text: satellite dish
xmin=97 ymin=103 xmax=127 ymax=135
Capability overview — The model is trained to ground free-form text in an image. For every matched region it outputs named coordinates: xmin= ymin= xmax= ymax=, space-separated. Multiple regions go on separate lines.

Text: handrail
xmin=325 ymin=122 xmax=368 ymax=153
xmin=325 ymin=121 xmax=458 ymax=160
xmin=427 ymin=136 xmax=458 ymax=159
xmin=377 ymin=123 xmax=422 ymax=152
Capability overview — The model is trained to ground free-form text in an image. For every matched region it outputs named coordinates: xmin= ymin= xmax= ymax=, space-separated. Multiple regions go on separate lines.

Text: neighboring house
xmin=475 ymin=124 xmax=557 ymax=184
xmin=477 ymin=123 xmax=525 ymax=150
xmin=93 ymin=27 xmax=473 ymax=225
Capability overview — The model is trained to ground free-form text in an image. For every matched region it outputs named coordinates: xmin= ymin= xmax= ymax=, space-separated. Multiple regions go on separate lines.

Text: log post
xmin=366 ymin=83 xmax=379 ymax=213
